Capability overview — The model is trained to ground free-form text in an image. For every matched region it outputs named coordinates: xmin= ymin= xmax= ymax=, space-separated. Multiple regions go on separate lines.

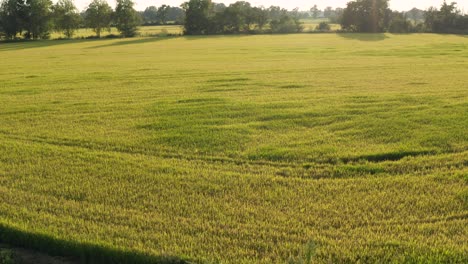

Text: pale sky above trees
xmin=71 ymin=0 xmax=468 ymax=12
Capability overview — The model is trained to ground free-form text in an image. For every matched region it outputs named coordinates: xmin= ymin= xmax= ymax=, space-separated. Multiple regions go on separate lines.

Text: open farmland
xmin=0 ymin=34 xmax=467 ymax=263
xmin=49 ymin=25 xmax=184 ymax=39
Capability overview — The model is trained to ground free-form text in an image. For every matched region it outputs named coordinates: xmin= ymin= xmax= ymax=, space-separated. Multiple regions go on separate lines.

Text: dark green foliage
xmin=142 ymin=5 xmax=184 ymax=25
xmin=270 ymin=13 xmax=302 ymax=33
xmin=341 ymin=0 xmax=390 ymax=32
xmin=316 ymin=22 xmax=331 ymax=32
xmin=182 ymin=0 xmax=302 ymax=35
xmin=114 ymin=0 xmax=140 ymax=37
xmin=424 ymin=1 xmax=468 ymax=34
xmin=0 ymin=0 xmax=22 ymax=39
xmin=181 ymin=0 xmax=215 ymax=35
xmin=0 ymin=248 xmax=14 ymax=264
xmin=310 ymin=5 xmax=320 ymax=19
xmin=0 ymin=0 xmax=52 ymax=40
xmin=142 ymin=6 xmax=157 ymax=24
xmin=22 ymin=0 xmax=53 ymax=39
xmin=52 ymin=0 xmax=80 ymax=38
xmin=388 ymin=12 xmax=411 ymax=33
xmin=84 ymin=0 xmax=112 ymax=38
xmin=405 ymin=7 xmax=425 ymax=22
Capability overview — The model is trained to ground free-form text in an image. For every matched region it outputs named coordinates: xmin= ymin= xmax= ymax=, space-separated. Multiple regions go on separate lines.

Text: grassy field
xmin=0 ymin=34 xmax=467 ymax=263
xmin=300 ymin=19 xmax=341 ymax=32
xmin=50 ymin=25 xmax=184 ymax=39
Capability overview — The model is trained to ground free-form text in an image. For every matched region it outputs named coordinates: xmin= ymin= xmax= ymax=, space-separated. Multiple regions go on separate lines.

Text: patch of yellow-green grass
xmin=0 ymin=34 xmax=467 ymax=263
xmin=49 ymin=25 xmax=183 ymax=39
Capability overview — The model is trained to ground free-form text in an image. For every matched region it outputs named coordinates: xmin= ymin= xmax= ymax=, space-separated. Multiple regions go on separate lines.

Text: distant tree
xmin=388 ymin=12 xmax=411 ymax=33
xmin=270 ymin=13 xmax=302 ymax=33
xmin=406 ymin=8 xmax=424 ymax=21
xmin=143 ymin=6 xmax=158 ymax=24
xmin=166 ymin=6 xmax=184 ymax=24
xmin=424 ymin=1 xmax=468 ymax=33
xmin=316 ymin=21 xmax=331 ymax=31
xmin=212 ymin=2 xmax=225 ymax=12
xmin=221 ymin=1 xmax=252 ymax=33
xmin=252 ymin=6 xmax=268 ymax=30
xmin=85 ymin=0 xmax=112 ymax=37
xmin=23 ymin=0 xmax=53 ymax=39
xmin=157 ymin=4 xmax=170 ymax=24
xmin=0 ymin=0 xmax=22 ymax=39
xmin=331 ymin=8 xmax=344 ymax=23
xmin=53 ymin=0 xmax=80 ymax=38
xmin=341 ymin=0 xmax=390 ymax=32
xmin=310 ymin=5 xmax=320 ymax=19
xmin=181 ymin=0 xmax=215 ymax=35
xmin=267 ymin=6 xmax=283 ymax=20
xmin=323 ymin=6 xmax=333 ymax=19
xmin=114 ymin=0 xmax=139 ymax=37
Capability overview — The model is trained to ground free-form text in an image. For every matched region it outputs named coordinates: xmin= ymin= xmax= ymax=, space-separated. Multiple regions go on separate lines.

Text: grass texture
xmin=0 ymin=33 xmax=467 ymax=263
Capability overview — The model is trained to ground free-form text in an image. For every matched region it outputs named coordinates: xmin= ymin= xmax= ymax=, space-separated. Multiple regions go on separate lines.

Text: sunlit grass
xmin=0 ymin=33 xmax=467 ymax=263
xmin=49 ymin=25 xmax=184 ymax=39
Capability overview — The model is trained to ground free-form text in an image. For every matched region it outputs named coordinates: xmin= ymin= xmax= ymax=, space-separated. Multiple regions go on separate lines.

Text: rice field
xmin=0 ymin=33 xmax=467 ymax=263
xmin=50 ymin=25 xmax=184 ymax=39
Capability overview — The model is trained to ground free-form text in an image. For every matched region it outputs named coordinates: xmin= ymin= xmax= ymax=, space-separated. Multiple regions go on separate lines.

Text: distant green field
xmin=0 ymin=34 xmax=467 ymax=263
xmin=300 ymin=18 xmax=341 ymax=31
xmin=49 ymin=25 xmax=184 ymax=39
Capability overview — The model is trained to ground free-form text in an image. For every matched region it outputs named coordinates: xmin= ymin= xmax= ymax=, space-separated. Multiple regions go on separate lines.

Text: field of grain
xmin=0 ymin=34 xmax=467 ymax=263
xmin=49 ymin=25 xmax=184 ymax=39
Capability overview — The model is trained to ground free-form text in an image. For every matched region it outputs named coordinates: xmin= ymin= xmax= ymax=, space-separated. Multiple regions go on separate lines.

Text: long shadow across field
xmin=87 ymin=36 xmax=173 ymax=49
xmin=0 ymin=37 xmax=173 ymax=51
xmin=0 ymin=224 xmax=187 ymax=264
xmin=0 ymin=39 xmax=105 ymax=51
xmin=337 ymin=33 xmax=388 ymax=41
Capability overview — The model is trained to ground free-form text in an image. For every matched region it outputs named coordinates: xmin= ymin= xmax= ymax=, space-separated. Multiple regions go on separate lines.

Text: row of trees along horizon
xmin=0 ymin=0 xmax=467 ymax=40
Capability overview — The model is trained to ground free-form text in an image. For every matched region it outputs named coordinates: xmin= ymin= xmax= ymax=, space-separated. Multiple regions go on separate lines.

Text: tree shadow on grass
xmin=182 ymin=34 xmax=253 ymax=41
xmin=337 ymin=33 xmax=389 ymax=41
xmin=0 ymin=224 xmax=188 ymax=264
xmin=0 ymin=39 xmax=102 ymax=51
xmin=87 ymin=36 xmax=174 ymax=49
xmin=0 ymin=37 xmax=174 ymax=51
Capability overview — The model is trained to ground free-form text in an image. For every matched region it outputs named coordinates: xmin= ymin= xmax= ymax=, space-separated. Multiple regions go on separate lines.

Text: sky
xmin=72 ymin=0 xmax=468 ymax=12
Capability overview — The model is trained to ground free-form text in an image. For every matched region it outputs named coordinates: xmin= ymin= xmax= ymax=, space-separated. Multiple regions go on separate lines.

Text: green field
xmin=0 ymin=34 xmax=467 ymax=263
xmin=49 ymin=25 xmax=184 ymax=39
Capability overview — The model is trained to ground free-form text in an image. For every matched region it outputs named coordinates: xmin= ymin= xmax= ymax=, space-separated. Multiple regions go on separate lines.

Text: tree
xmin=316 ymin=21 xmax=331 ymax=31
xmin=424 ymin=1 xmax=468 ymax=33
xmin=0 ymin=0 xmax=23 ymax=39
xmin=23 ymin=0 xmax=53 ymax=39
xmin=221 ymin=1 xmax=252 ymax=33
xmin=406 ymin=8 xmax=424 ymax=21
xmin=323 ymin=6 xmax=333 ymax=19
xmin=157 ymin=4 xmax=169 ymax=24
xmin=143 ymin=6 xmax=158 ymax=24
xmin=52 ymin=0 xmax=80 ymax=38
xmin=166 ymin=6 xmax=184 ymax=24
xmin=252 ymin=6 xmax=268 ymax=30
xmin=310 ymin=5 xmax=320 ymax=19
xmin=270 ymin=13 xmax=302 ymax=33
xmin=84 ymin=0 xmax=112 ymax=37
xmin=182 ymin=0 xmax=215 ymax=35
xmin=114 ymin=0 xmax=139 ymax=37
xmin=341 ymin=0 xmax=390 ymax=32
xmin=388 ymin=12 xmax=410 ymax=33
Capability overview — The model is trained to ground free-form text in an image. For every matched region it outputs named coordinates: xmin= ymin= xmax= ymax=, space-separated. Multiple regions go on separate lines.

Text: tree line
xmin=0 ymin=0 xmax=140 ymax=39
xmin=1 ymin=0 xmax=467 ymax=40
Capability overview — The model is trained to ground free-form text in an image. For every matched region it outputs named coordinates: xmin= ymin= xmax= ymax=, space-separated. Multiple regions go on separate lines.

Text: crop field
xmin=49 ymin=25 xmax=184 ymax=39
xmin=0 ymin=34 xmax=467 ymax=263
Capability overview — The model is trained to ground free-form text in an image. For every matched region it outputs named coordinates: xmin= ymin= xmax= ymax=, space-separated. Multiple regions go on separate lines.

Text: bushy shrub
xmin=270 ymin=15 xmax=302 ymax=33
xmin=316 ymin=22 xmax=331 ymax=32
xmin=388 ymin=17 xmax=411 ymax=33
